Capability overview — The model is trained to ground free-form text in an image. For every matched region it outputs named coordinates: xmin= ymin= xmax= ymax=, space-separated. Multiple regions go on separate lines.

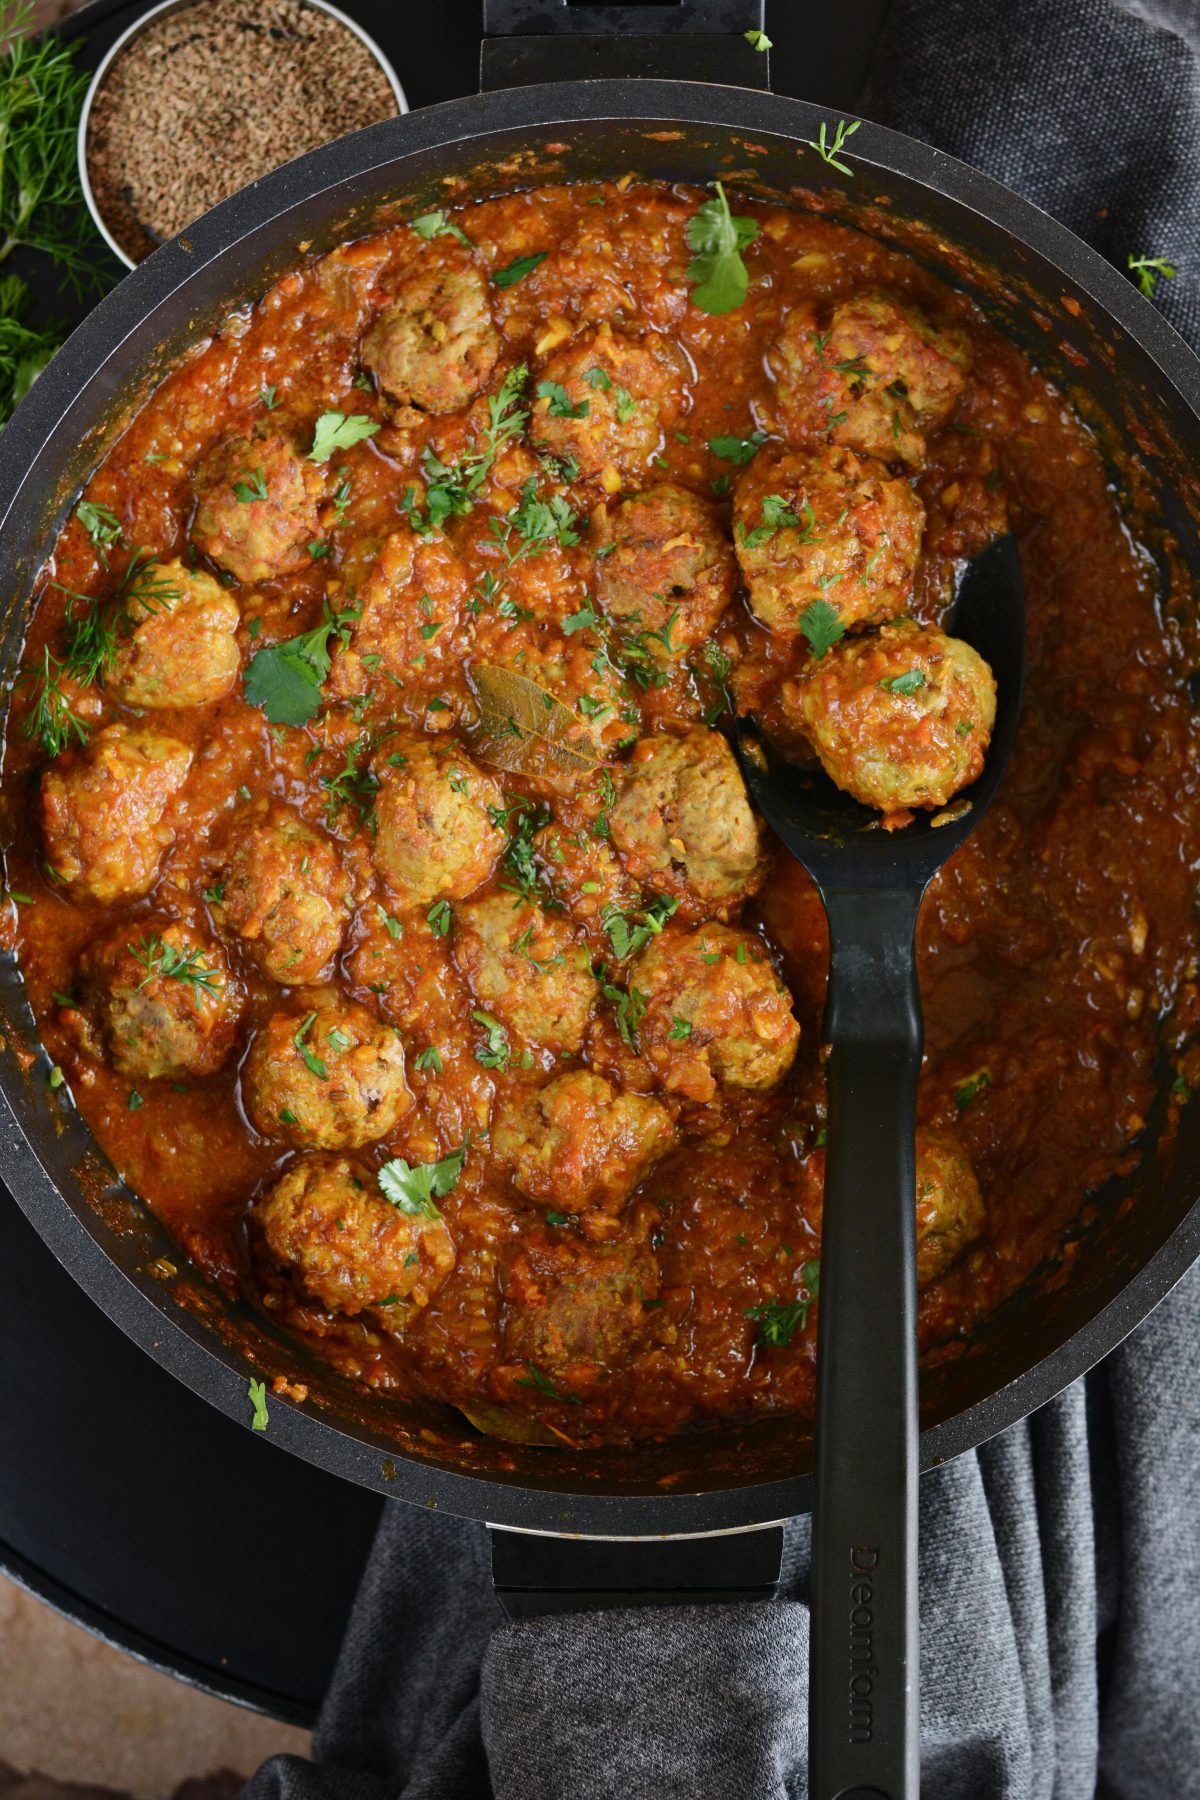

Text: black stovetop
xmin=0 ymin=0 xmax=886 ymax=1725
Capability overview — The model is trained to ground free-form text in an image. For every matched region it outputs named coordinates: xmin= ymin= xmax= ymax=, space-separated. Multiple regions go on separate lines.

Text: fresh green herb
xmin=500 ymin=800 xmax=557 ymax=908
xmin=954 ymin=1068 xmax=992 ymax=1111
xmin=879 ymin=668 xmax=927 ymax=696
xmin=327 ymin=1027 xmax=354 ymax=1054
xmin=0 ymin=273 xmax=65 ymax=427
xmin=308 ymin=411 xmax=379 ymax=463
xmin=44 ymin=1063 xmax=63 ymax=1091
xmin=415 ymin=1045 xmax=444 ymax=1073
xmin=127 ymin=1088 xmax=143 ymax=1110
xmin=204 ymin=880 xmax=225 ymax=905
xmin=583 ymin=365 xmax=611 ymax=391
xmin=708 ymin=431 xmax=766 ymax=466
xmin=804 ymin=117 xmax=861 ymax=177
xmin=563 ymin=602 xmax=602 ymax=636
xmin=376 ymin=904 xmax=403 ymax=940
xmin=321 ymin=733 xmax=379 ymax=829
xmin=602 ymin=894 xmax=679 ymax=960
xmin=798 ymin=599 xmax=845 ymax=660
xmin=402 ymin=364 xmax=528 ymax=533
xmin=1127 ymin=253 xmax=1178 ymax=300
xmin=545 ymin=1211 xmax=571 ymax=1226
xmin=308 ymin=540 xmax=331 ymax=560
xmin=516 ymin=1360 xmax=581 ymax=1405
xmin=601 ymin=975 xmax=648 ymax=1051
xmin=243 ymin=618 xmax=338 ymax=726
xmin=0 ymin=8 xmax=103 ymax=297
xmin=493 ymin=251 xmax=548 ymax=288
xmin=746 ymin=1263 xmax=821 ymax=1348
xmin=537 ymin=379 xmax=589 ymax=420
xmin=740 ymin=493 xmax=804 ymax=549
xmin=1172 ymin=1073 xmax=1192 ymax=1101
xmin=233 ymin=467 xmax=269 ymax=504
xmin=686 ymin=181 xmax=758 ymax=316
xmin=379 ymin=1141 xmax=466 ymax=1218
xmin=427 ymin=898 xmax=452 ymax=937
xmin=293 ymin=1011 xmax=329 ymax=1080
xmin=613 ymin=386 xmax=637 ymax=423
xmin=75 ymin=499 xmax=121 ymax=562
xmin=260 ymin=384 xmax=279 ymax=409
xmin=744 ymin=26 xmax=772 ymax=49
xmin=129 ymin=935 xmax=221 ymax=996
xmin=472 ymin=1009 xmax=510 ymax=1070
xmin=248 ymin=1378 xmax=269 ymax=1431
xmin=411 ymin=209 xmax=474 ymax=248
xmin=513 ymin=921 xmax=563 ymax=974
xmin=669 ymin=1015 xmax=693 ymax=1041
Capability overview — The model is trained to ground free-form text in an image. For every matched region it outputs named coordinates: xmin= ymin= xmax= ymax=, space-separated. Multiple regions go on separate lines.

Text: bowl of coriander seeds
xmin=79 ymin=0 xmax=407 ymax=269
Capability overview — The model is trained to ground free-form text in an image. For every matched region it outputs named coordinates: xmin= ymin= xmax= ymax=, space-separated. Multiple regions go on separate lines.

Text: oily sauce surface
xmin=4 ymin=181 xmax=1199 ymax=1445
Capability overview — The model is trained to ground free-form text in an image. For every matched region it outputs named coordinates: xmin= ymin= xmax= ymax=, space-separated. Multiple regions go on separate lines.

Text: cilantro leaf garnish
xmin=804 ymin=117 xmax=861 ymax=177
xmin=685 ymin=182 xmax=758 ymax=316
xmin=879 ymin=668 xmax=927 ymax=696
xmin=243 ymin=618 xmax=337 ymax=726
xmin=472 ymin=1009 xmax=511 ymax=1070
xmin=411 ymin=210 xmax=474 ymax=248
xmin=537 ymin=379 xmax=589 ymax=419
xmin=798 ymin=599 xmax=845 ymax=660
xmin=308 ymin=411 xmax=379 ymax=463
xmin=739 ymin=492 xmax=804 ymax=549
xmin=248 ymin=1378 xmax=269 ymax=1431
xmin=602 ymin=894 xmax=679 ymax=961
xmin=708 ymin=431 xmax=766 ymax=466
xmin=293 ymin=1012 xmax=329 ymax=1081
xmin=746 ymin=1261 xmax=820 ymax=1348
xmin=493 ymin=251 xmax=548 ymax=289
xmin=75 ymin=500 xmax=121 ymax=560
xmin=954 ymin=1068 xmax=992 ymax=1111
xmin=378 ymin=1141 xmax=467 ymax=1219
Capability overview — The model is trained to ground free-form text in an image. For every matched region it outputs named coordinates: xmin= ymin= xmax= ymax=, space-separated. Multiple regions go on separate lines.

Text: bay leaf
xmin=457 ymin=1401 xmax=563 ymax=1447
xmin=467 ymin=662 xmax=603 ymax=785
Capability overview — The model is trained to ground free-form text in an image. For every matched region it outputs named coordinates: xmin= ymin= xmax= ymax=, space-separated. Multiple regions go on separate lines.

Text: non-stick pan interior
xmin=2 ymin=86 xmax=1199 ymax=1533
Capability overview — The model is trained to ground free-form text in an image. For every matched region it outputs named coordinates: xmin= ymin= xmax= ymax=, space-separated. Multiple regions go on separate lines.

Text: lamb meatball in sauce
xmin=9 ymin=178 xmax=1193 ymax=1450
xmin=788 ymin=617 xmax=997 ymax=816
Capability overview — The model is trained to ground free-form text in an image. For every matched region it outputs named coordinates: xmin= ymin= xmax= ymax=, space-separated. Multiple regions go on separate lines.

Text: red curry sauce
xmin=3 ymin=180 xmax=1198 ymax=1445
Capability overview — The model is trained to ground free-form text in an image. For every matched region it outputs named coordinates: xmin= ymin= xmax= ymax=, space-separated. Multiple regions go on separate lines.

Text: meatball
xmin=105 ymin=559 xmax=240 ymax=709
xmin=915 ymin=1127 xmax=986 ymax=1288
xmin=636 ymin=923 xmax=800 ymax=1102
xmin=532 ymin=323 xmax=687 ymax=487
xmin=493 ymin=1072 xmax=675 ymax=1219
xmin=771 ymin=289 xmax=971 ymax=470
xmin=361 ymin=254 xmax=500 ymax=417
xmin=242 ymin=997 xmax=411 ymax=1149
xmin=191 ymin=430 xmax=324 ymax=584
xmin=78 ymin=921 xmax=240 ymax=1082
xmin=733 ymin=444 xmax=924 ymax=636
xmin=453 ymin=893 xmax=598 ymax=1056
xmin=591 ymin=483 xmax=737 ymax=653
xmin=787 ymin=617 xmax=996 ymax=814
xmin=372 ymin=739 xmax=505 ymax=908
xmin=502 ymin=1231 xmax=659 ymax=1385
xmin=41 ymin=723 xmax=191 ymax=903
xmin=609 ymin=728 xmax=766 ymax=918
xmin=256 ymin=1153 xmax=455 ymax=1317
xmin=215 ymin=804 xmax=352 ymax=983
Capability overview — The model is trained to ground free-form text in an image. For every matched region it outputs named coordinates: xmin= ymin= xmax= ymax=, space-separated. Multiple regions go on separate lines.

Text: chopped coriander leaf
xmin=402 ymin=364 xmax=528 ymax=533
xmin=243 ymin=617 xmax=338 ymax=727
xmin=293 ymin=1011 xmax=329 ymax=1081
xmin=75 ymin=499 xmax=121 ymax=560
xmin=260 ymin=384 xmax=279 ymax=409
xmin=602 ymin=894 xmax=679 ymax=960
xmin=493 ymin=251 xmax=548 ymax=288
xmin=804 ymin=117 xmax=862 ymax=177
xmin=415 ymin=1045 xmax=444 ymax=1073
xmin=584 ymin=365 xmax=612 ymax=391
xmin=739 ymin=492 xmax=805 ymax=549
xmin=708 ymin=431 xmax=766 ymax=466
xmin=246 ymin=616 xmax=261 ymax=639
xmin=128 ymin=1089 xmax=143 ymax=1110
xmin=798 ymin=599 xmax=845 ymax=660
xmin=248 ymin=1378 xmax=269 ymax=1431
xmin=879 ymin=668 xmax=927 ymax=696
xmin=601 ymin=976 xmax=648 ymax=1051
xmin=562 ymin=602 xmax=601 ymax=636
xmin=685 ymin=181 xmax=758 ymax=316
xmin=308 ymin=411 xmax=379 ymax=462
xmin=472 ymin=1009 xmax=510 ymax=1070
xmin=545 ymin=1210 xmax=571 ymax=1226
xmin=427 ymin=898 xmax=452 ymax=937
xmin=537 ymin=379 xmax=589 ymax=420
xmin=668 ymin=1015 xmax=693 ymax=1041
xmin=204 ymin=880 xmax=225 ymax=905
xmin=516 ymin=1360 xmax=582 ymax=1405
xmin=411 ymin=209 xmax=474 ymax=248
xmin=4 ymin=889 xmax=32 ymax=904
xmin=1127 ymin=252 xmax=1178 ymax=299
xmin=376 ymin=904 xmax=403 ymax=939
xmin=613 ymin=386 xmax=637 ymax=423
xmin=954 ymin=1068 xmax=992 ymax=1111
xmin=745 ymin=1287 xmax=815 ymax=1348
xmin=379 ymin=1140 xmax=467 ymax=1218
xmin=47 ymin=1064 xmax=64 ymax=1090
xmin=232 ymin=467 xmax=269 ymax=504
xmin=744 ymin=26 xmax=772 ymax=49
xmin=321 ymin=734 xmax=379 ymax=828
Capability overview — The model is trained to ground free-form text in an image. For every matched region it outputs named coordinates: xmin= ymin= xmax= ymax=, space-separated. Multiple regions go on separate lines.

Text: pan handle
xmin=480 ymin=0 xmax=772 ymax=92
xmin=489 ymin=1521 xmax=785 ymax=1618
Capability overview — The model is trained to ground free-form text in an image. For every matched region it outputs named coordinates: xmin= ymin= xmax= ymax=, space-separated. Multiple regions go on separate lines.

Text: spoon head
xmin=729 ymin=534 xmax=1026 ymax=895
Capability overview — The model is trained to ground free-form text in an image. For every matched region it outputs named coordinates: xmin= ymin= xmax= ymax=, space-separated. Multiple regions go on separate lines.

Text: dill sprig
xmin=0 ymin=3 xmax=104 ymax=296
xmin=129 ymin=934 xmax=223 ymax=996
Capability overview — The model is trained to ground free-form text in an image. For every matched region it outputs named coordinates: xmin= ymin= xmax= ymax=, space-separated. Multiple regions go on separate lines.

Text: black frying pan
xmin=3 ymin=0 xmax=1200 ymax=1670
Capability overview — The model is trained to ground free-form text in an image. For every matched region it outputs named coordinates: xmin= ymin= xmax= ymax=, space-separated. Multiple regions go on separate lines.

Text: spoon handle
xmin=809 ymin=885 xmax=923 ymax=1800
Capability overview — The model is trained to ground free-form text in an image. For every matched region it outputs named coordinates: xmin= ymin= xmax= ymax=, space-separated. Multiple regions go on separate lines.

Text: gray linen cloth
xmin=245 ymin=3 xmax=1200 ymax=1794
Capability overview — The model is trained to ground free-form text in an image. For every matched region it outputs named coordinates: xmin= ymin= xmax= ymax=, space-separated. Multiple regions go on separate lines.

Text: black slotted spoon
xmin=729 ymin=534 xmax=1025 ymax=1800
